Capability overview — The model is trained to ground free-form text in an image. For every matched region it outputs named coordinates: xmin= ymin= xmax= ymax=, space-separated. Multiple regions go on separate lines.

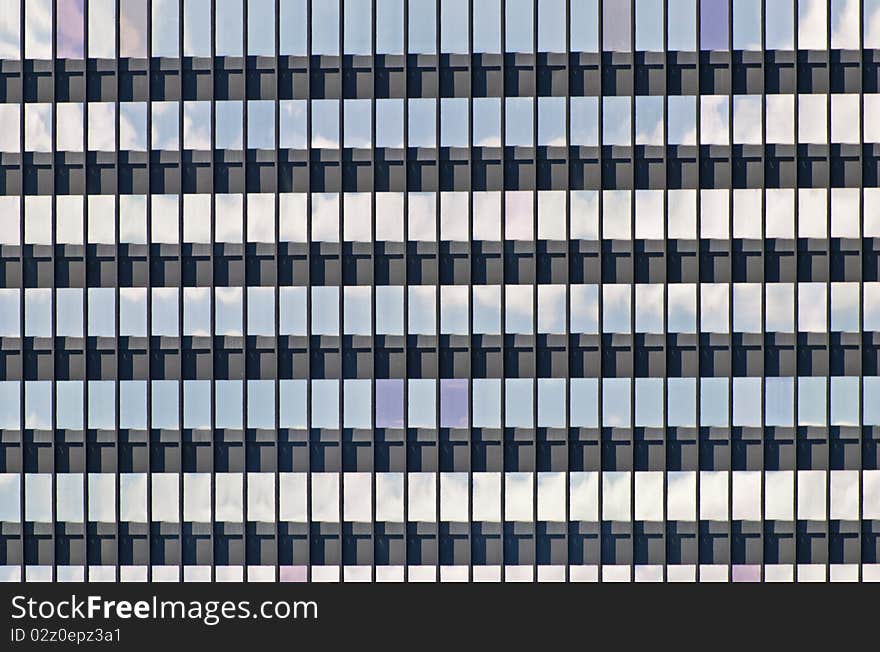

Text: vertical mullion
xmin=114 ymin=0 xmax=122 ymax=586
xmin=467 ymin=0 xmax=474 ymax=584
xmin=209 ymin=0 xmax=217 ymax=585
xmin=695 ymin=0 xmax=702 ymax=584
xmin=64 ymin=3 xmax=71 ymax=581
xmin=435 ymin=0 xmax=441 ymax=584
xmin=370 ymin=0 xmax=377 ymax=584
xmin=17 ymin=0 xmax=25 ymax=585
xmin=857 ymin=0 xmax=865 ymax=585
xmin=274 ymin=0 xmax=281 ymax=585
xmin=727 ymin=0 xmax=734 ymax=585
xmin=84 ymin=0 xmax=92 ymax=586
xmin=306 ymin=0 xmax=314 ymax=585
xmin=629 ymin=0 xmax=636 ymax=584
xmin=499 ymin=0 xmax=507 ymax=585
xmin=337 ymin=0 xmax=344 ymax=585
xmin=825 ymin=0 xmax=832 ymax=585
xmin=146 ymin=0 xmax=154 ymax=584
xmin=242 ymin=0 xmax=250 ymax=585
xmin=46 ymin=0 xmax=57 ymax=585
xmin=792 ymin=0 xmax=799 ymax=585
xmin=177 ymin=0 xmax=184 ymax=585
xmin=563 ymin=0 xmax=571 ymax=585
xmin=531 ymin=0 xmax=538 ymax=585
xmin=661 ymin=0 xmax=669 ymax=583
xmin=759 ymin=0 xmax=767 ymax=583
xmin=403 ymin=0 xmax=410 ymax=584
xmin=53 ymin=0 xmax=60 ymax=585
xmin=596 ymin=0 xmax=604 ymax=585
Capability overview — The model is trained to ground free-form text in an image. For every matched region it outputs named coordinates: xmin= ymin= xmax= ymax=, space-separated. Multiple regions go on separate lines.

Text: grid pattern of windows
xmin=1 ymin=0 xmax=880 ymax=583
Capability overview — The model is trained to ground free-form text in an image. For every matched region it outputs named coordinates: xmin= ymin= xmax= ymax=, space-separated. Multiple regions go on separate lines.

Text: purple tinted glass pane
xmin=120 ymin=0 xmax=148 ymax=58
xmin=700 ymin=0 xmax=729 ymax=49
xmin=57 ymin=0 xmax=84 ymax=59
xmin=731 ymin=565 xmax=761 ymax=582
xmin=440 ymin=379 xmax=468 ymax=428
xmin=602 ymin=0 xmax=632 ymax=51
xmin=279 ymin=565 xmax=308 ymax=582
xmin=375 ymin=379 xmax=404 ymax=428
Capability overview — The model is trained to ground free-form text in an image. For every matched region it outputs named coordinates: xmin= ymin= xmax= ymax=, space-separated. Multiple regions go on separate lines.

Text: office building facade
xmin=0 ymin=0 xmax=879 ymax=582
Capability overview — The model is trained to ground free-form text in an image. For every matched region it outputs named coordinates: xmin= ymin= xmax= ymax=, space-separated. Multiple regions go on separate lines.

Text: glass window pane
xmin=119 ymin=0 xmax=148 ymax=57
xmin=216 ymin=0 xmax=244 ymax=55
xmin=538 ymin=97 xmax=566 ymax=146
xmin=88 ymin=0 xmax=116 ymax=58
xmin=440 ymin=379 xmax=468 ymax=428
xmin=0 ymin=0 xmax=21 ymax=59
xmin=603 ymin=378 xmax=631 ymax=427
xmin=409 ymin=99 xmax=436 ymax=147
xmin=152 ymin=0 xmax=180 ymax=57
xmin=636 ymin=0 xmax=663 ymax=51
xmin=506 ymin=0 xmax=533 ymax=53
xmin=26 ymin=0 xmax=53 ymax=59
xmin=0 ymin=106 xmax=19 ymax=153
xmin=473 ymin=0 xmax=501 ymax=53
xmin=701 ymin=0 xmax=730 ymax=50
xmin=248 ymin=100 xmax=275 ymax=149
xmin=669 ymin=0 xmax=697 ymax=50
xmin=88 ymin=288 xmax=115 ymax=337
xmin=603 ymin=0 xmax=632 ymax=51
xmin=603 ymin=97 xmax=631 ymax=145
xmin=281 ymin=0 xmax=307 ymax=54
xmin=636 ymin=96 xmax=663 ymax=145
xmin=570 ymin=378 xmax=598 ymax=427
xmin=799 ymin=0 xmax=828 ymax=50
xmin=441 ymin=98 xmax=468 ymax=147
xmin=376 ymin=379 xmax=404 ymax=427
xmin=120 ymin=102 xmax=147 ymax=150
xmin=538 ymin=0 xmax=566 ymax=52
xmin=280 ymin=100 xmax=307 ymax=149
xmin=733 ymin=0 xmax=762 ymax=49
xmin=184 ymin=0 xmax=211 ymax=55
xmin=249 ymin=0 xmax=276 ymax=55
xmin=313 ymin=0 xmax=340 ymax=55
xmin=767 ymin=0 xmax=794 ymax=48
xmin=474 ymin=98 xmax=501 ymax=147
xmin=409 ymin=0 xmax=437 ymax=53
xmin=57 ymin=0 xmax=84 ymax=59
xmin=377 ymin=0 xmax=404 ymax=53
